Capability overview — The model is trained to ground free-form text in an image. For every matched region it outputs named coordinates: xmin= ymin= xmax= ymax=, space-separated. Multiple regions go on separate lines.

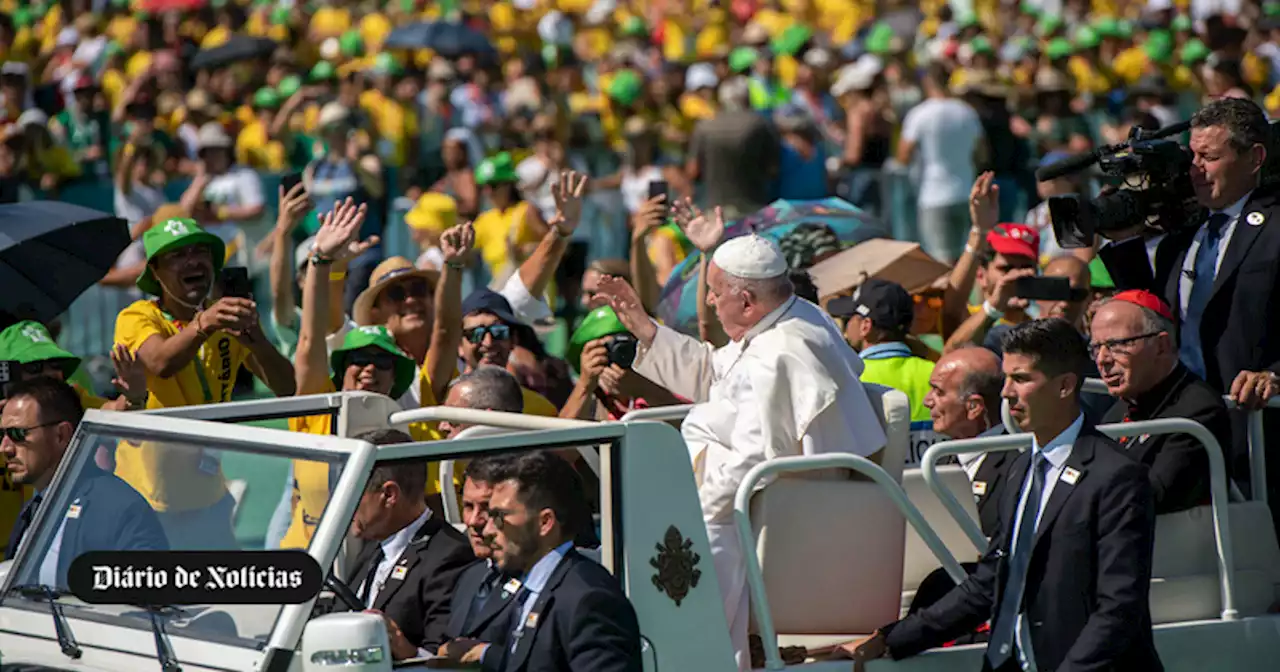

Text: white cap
xmin=57 ymin=27 xmax=79 ymax=48
xmin=830 ymin=55 xmax=882 ymax=97
xmin=712 ymin=235 xmax=788 ymax=279
xmin=320 ymin=38 xmax=340 ymax=61
xmin=685 ymin=63 xmax=718 ymax=91
xmin=17 ymin=108 xmax=48 ymax=128
xmin=296 ymin=236 xmax=316 ymax=270
xmin=803 ymin=48 xmax=832 ymax=69
xmin=197 ymin=122 xmax=233 ymax=150
xmin=537 ymin=11 xmax=574 ymax=47
xmin=1147 ymin=0 xmax=1174 ymax=11
xmin=318 ymin=102 xmax=351 ymax=129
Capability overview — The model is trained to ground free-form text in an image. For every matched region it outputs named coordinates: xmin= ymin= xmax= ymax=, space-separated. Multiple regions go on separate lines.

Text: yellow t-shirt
xmin=201 ymin=25 xmax=232 ymax=50
xmin=309 ymin=7 xmax=352 ymax=39
xmin=359 ymin=12 xmax=393 ymax=52
xmin=126 ymin=51 xmax=154 ymax=82
xmin=279 ymin=372 xmax=557 ymax=550
xmin=473 ymin=202 xmax=540 ymax=280
xmin=75 ymin=383 xmax=108 ymax=410
xmin=235 ymin=119 xmax=288 ymax=172
xmin=360 ymin=91 xmax=419 ymax=168
xmin=114 ymin=299 xmax=251 ymax=511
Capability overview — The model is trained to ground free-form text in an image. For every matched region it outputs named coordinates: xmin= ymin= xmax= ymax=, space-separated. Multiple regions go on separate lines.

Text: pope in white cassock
xmin=597 ymin=207 xmax=886 ymax=671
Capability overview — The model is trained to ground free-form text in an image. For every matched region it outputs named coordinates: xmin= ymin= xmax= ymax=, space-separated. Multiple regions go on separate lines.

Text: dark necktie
xmin=1180 ymin=212 xmax=1231 ymax=380
xmin=357 ymin=546 xmax=385 ymax=606
xmin=986 ymin=452 xmax=1049 ymax=669
xmin=504 ymin=585 xmax=534 ymax=649
xmin=466 ymin=564 xmax=502 ymax=631
xmin=5 ymin=493 xmax=42 ymax=560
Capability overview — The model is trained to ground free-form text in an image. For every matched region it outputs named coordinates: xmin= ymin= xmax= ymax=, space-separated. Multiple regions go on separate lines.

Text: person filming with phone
xmin=560 ymin=306 xmax=682 ymax=421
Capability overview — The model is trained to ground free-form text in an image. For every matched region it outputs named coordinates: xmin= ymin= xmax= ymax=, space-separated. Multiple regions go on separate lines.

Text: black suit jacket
xmin=445 ymin=560 xmax=521 ymax=641
xmin=1099 ymin=185 xmax=1280 ymax=494
xmin=1102 ymin=364 xmax=1230 ymax=514
xmin=481 ymin=549 xmax=642 ymax=672
xmin=350 ymin=514 xmax=475 ymax=653
xmin=885 ymin=426 xmax=1163 ymax=672
xmin=972 ymin=425 xmax=1015 ymax=540
xmin=6 ymin=467 xmax=169 ymax=586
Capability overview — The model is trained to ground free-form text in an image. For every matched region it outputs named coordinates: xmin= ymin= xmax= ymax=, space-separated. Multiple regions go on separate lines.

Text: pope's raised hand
xmin=671 ymin=198 xmax=725 ymax=253
xmin=440 ymin=220 xmax=475 ymax=266
xmin=595 ymin=275 xmax=657 ymax=346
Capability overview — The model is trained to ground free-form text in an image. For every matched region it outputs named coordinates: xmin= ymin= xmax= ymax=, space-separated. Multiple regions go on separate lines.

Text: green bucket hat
xmin=1144 ymin=30 xmax=1174 ymax=64
xmin=372 ymin=52 xmax=403 ymax=77
xmin=1045 ymin=37 xmax=1074 ymax=61
xmin=1036 ymin=14 xmax=1064 ymax=37
xmin=865 ymin=22 xmax=897 ymax=55
xmin=1171 ymin=14 xmax=1193 ymax=32
xmin=1093 ymin=17 xmax=1120 ymax=37
xmin=0 ymin=321 xmax=79 ymax=378
xmin=1181 ymin=39 xmax=1210 ymax=65
xmin=330 ymin=325 xmax=416 ymax=398
xmin=310 ymin=60 xmax=337 ymax=82
xmin=970 ymin=36 xmax=994 ymax=56
xmin=136 ymin=218 xmax=227 ymax=297
xmin=770 ymin=24 xmax=812 ymax=57
xmin=567 ymin=306 xmax=630 ymax=374
xmin=277 ymin=74 xmax=302 ymax=97
xmin=339 ymin=30 xmax=364 ymax=58
xmin=475 ymin=152 xmax=519 ymax=186
xmin=13 ymin=7 xmax=32 ymax=28
xmin=607 ymin=69 xmax=643 ymax=106
xmin=253 ymin=87 xmax=281 ymax=109
xmin=728 ymin=46 xmax=759 ymax=73
xmin=271 ymin=5 xmax=291 ymax=26
xmin=1088 ymin=257 xmax=1114 ymax=290
xmin=620 ymin=16 xmax=647 ymax=39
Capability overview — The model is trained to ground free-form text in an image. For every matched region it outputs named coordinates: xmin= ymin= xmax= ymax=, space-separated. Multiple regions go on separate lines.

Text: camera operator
xmin=561 ymin=305 xmax=682 ymax=421
xmin=1096 ymin=97 xmax=1280 ymax=509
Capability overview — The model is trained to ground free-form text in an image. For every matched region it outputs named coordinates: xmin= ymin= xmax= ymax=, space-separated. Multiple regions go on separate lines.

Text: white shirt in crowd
xmin=203 ymin=166 xmax=265 ymax=231
xmin=900 ymin=97 xmax=984 ymax=209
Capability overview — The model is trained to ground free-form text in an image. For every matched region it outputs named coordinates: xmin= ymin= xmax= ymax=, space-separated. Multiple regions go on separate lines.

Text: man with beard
xmin=114 ymin=218 xmax=294 ymax=549
xmin=280 ymin=199 xmax=452 ymax=550
xmin=438 ymin=452 xmax=641 ymax=671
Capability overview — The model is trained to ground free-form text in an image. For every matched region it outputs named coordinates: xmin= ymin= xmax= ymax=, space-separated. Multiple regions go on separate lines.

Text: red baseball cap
xmin=986 ymin=223 xmax=1040 ymax=261
xmin=1111 ymin=289 xmax=1173 ymax=320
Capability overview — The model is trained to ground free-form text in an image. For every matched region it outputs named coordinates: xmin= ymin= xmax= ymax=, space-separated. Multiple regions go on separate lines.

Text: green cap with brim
xmin=567 ymin=306 xmax=629 ymax=374
xmin=970 ymin=36 xmax=994 ymax=55
xmin=770 ymin=24 xmax=812 ymax=57
xmin=136 ymin=218 xmax=226 ymax=297
xmin=372 ymin=52 xmax=404 ymax=77
xmin=1036 ymin=14 xmax=1064 ymax=37
xmin=607 ymin=69 xmax=643 ymax=106
xmin=620 ymin=16 xmax=647 ymax=38
xmin=1172 ymin=15 xmax=1193 ymax=32
xmin=1045 ymin=38 xmax=1074 ymax=61
xmin=865 ymin=23 xmax=896 ymax=55
xmin=1094 ymin=17 xmax=1119 ymax=37
xmin=1074 ymin=26 xmax=1100 ymax=49
xmin=1089 ymin=257 xmax=1115 ymax=290
xmin=278 ymin=74 xmax=302 ymax=97
xmin=1145 ymin=30 xmax=1174 ymax=64
xmin=729 ymin=46 xmax=758 ymax=73
xmin=0 ymin=321 xmax=80 ymax=379
xmin=475 ymin=151 xmax=519 ymax=186
xmin=253 ymin=87 xmax=281 ymax=109
xmin=1019 ymin=1 xmax=1040 ymax=16
xmin=330 ymin=325 xmax=416 ymax=399
xmin=13 ymin=8 xmax=32 ymax=28
xmin=310 ymin=61 xmax=337 ymax=82
xmin=271 ymin=6 xmax=291 ymax=26
xmin=339 ymin=30 xmax=364 ymax=58
xmin=1181 ymin=39 xmax=1210 ymax=65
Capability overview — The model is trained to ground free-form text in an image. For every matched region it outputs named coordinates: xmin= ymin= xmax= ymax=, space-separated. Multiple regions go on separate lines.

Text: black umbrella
xmin=0 ymin=202 xmax=130 ymax=323
xmin=384 ymin=21 xmax=495 ymax=58
xmin=190 ymin=35 xmax=277 ymax=71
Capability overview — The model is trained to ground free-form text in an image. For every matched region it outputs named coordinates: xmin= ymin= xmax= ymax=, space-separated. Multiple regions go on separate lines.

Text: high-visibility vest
xmin=859 ymin=342 xmax=939 ymax=466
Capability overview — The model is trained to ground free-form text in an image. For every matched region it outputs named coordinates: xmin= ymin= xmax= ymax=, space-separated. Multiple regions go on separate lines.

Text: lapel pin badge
xmin=972 ymin=481 xmax=988 ymax=496
xmin=1247 ymin=211 xmax=1265 ymax=226
xmin=66 ymin=504 xmax=82 ymax=519
xmin=525 ymin=612 xmax=540 ymax=630
xmin=503 ymin=578 xmax=522 ymax=596
xmin=391 ymin=566 xmax=408 ymax=581
xmin=1061 ymin=467 xmax=1081 ymax=485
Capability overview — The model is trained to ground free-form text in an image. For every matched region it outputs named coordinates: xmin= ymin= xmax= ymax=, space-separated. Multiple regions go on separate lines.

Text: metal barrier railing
xmin=1005 ymin=377 xmax=1271 ymax=504
xmin=921 ymin=417 xmax=1240 ymax=622
xmin=435 ymin=425 xmax=516 ymax=525
xmin=734 ymin=454 xmax=967 ymax=671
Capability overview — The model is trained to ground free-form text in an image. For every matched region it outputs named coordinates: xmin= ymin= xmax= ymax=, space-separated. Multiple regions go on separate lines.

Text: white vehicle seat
xmin=1148 ymin=501 xmax=1280 ymax=623
xmin=747 ymin=385 xmax=911 ymax=652
xmin=900 ymin=465 xmax=986 ymax=615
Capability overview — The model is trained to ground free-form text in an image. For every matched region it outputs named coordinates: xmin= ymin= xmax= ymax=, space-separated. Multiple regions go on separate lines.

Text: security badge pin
xmin=1247 ymin=211 xmax=1266 ymax=227
xmin=503 ymin=578 xmax=523 ymax=597
xmin=391 ymin=566 xmax=408 ymax=581
xmin=66 ymin=504 xmax=82 ymax=519
xmin=525 ymin=612 xmax=540 ymax=629
xmin=1061 ymin=467 xmax=1081 ymax=486
xmin=972 ymin=481 xmax=988 ymax=496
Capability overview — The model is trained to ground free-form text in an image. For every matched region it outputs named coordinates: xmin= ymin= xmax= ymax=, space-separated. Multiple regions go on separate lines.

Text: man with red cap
xmin=1091 ymin=290 xmax=1230 ymax=513
xmin=945 ymin=222 xmax=1040 ymax=351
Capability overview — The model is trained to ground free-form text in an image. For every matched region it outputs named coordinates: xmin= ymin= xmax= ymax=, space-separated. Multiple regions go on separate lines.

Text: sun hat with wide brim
xmin=353 ymin=256 xmax=441 ymax=326
xmin=567 ymin=305 xmax=630 ymax=374
xmin=405 ymin=192 xmax=458 ymax=232
xmin=0 ymin=320 xmax=80 ymax=378
xmin=330 ymin=325 xmax=416 ymax=398
xmin=136 ymin=218 xmax=226 ymax=296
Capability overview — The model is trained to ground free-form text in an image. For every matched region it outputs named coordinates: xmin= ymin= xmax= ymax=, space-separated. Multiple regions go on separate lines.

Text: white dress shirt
xmin=1010 ymin=414 xmax=1084 ymax=671
xmin=360 ymin=508 xmax=433 ymax=608
xmin=1177 ymin=192 xmax=1250 ymax=315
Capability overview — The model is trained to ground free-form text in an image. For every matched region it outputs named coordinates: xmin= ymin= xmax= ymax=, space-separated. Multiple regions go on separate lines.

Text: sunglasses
xmin=3 ymin=421 xmax=61 ymax=444
xmin=346 ymin=350 xmax=397 ymax=371
xmin=383 ymin=279 xmax=431 ymax=303
xmin=464 ymin=324 xmax=511 ymax=344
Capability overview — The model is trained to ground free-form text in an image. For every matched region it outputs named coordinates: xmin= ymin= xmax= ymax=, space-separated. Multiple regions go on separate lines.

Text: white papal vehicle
xmin=0 ymin=384 xmax=1278 ymax=671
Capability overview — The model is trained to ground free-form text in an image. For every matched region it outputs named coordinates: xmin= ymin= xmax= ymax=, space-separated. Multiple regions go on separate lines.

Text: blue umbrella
xmin=384 ymin=21 xmax=496 ymax=58
xmin=655 ymin=198 xmax=888 ymax=336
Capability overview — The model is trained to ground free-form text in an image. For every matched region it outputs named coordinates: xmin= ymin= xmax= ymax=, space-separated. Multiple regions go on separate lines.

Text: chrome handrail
xmin=734 ymin=454 xmax=966 ymax=671
xmin=922 ymin=417 xmax=1239 ymax=622
xmin=618 ymin=405 xmax=695 ymax=423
